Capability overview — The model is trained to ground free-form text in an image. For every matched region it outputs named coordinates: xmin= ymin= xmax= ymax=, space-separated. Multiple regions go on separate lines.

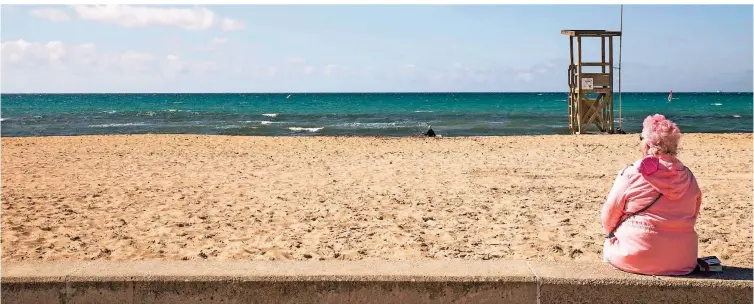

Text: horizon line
xmin=2 ymin=91 xmax=752 ymax=95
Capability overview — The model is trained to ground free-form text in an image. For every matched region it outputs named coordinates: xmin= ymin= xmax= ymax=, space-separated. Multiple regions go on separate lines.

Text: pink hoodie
xmin=601 ymin=155 xmax=702 ymax=275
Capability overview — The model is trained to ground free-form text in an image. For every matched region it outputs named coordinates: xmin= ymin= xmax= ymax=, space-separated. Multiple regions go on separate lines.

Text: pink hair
xmin=641 ymin=114 xmax=681 ymax=156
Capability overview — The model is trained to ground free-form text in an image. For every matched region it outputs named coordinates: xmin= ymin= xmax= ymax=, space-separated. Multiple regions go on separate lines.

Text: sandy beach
xmin=2 ymin=134 xmax=751 ymax=267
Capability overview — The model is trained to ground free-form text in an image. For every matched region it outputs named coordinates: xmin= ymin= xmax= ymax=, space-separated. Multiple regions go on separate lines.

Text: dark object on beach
xmin=423 ymin=126 xmax=436 ymax=137
xmin=692 ymin=256 xmax=722 ymax=276
xmin=615 ymin=128 xmax=627 ymax=134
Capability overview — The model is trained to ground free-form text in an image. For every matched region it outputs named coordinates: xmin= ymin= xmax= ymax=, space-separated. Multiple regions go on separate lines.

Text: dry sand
xmin=2 ymin=134 xmax=751 ymax=266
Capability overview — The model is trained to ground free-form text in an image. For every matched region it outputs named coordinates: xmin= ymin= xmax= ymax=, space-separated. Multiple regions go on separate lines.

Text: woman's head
xmin=640 ymin=114 xmax=681 ymax=156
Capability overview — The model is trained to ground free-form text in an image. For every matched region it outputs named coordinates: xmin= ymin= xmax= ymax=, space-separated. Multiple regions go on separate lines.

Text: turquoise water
xmin=1 ymin=93 xmax=751 ymax=137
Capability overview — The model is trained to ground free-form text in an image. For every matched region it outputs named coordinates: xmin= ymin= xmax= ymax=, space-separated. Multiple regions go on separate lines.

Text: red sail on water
xmin=668 ymin=90 xmax=673 ymax=102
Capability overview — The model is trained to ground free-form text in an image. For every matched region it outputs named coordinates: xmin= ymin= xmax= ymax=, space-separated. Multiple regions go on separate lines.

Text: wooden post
xmin=569 ymin=36 xmax=575 ymax=133
xmin=608 ymin=36 xmax=615 ymax=133
xmin=601 ymin=37 xmax=606 ymax=74
xmin=570 ymin=37 xmax=575 ymax=70
xmin=601 ymin=36 xmax=607 ymax=132
xmin=577 ymin=36 xmax=582 ymax=134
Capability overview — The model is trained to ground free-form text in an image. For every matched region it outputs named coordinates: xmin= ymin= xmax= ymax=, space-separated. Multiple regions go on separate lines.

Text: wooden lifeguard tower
xmin=561 ymin=30 xmax=621 ymax=134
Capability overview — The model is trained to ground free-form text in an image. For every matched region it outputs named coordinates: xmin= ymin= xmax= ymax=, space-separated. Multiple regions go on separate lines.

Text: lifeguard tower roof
xmin=560 ymin=30 xmax=622 ymax=37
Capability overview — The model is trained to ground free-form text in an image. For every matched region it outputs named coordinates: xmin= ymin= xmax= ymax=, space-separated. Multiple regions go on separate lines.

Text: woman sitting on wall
xmin=601 ymin=114 xmax=702 ymax=275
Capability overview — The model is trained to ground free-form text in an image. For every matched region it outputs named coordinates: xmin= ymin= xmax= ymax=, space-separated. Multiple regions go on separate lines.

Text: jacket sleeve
xmin=601 ymin=167 xmax=632 ymax=235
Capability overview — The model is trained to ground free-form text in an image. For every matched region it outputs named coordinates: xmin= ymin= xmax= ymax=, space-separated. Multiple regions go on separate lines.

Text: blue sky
xmin=1 ymin=4 xmax=752 ymax=93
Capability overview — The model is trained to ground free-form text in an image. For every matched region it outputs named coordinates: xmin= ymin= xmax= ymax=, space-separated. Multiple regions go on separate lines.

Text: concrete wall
xmin=2 ymin=260 xmax=751 ymax=304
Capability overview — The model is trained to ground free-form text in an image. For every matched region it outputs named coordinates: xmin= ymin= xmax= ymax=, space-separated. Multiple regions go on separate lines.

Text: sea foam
xmin=89 ymin=122 xmax=148 ymax=128
xmin=289 ymin=127 xmax=323 ymax=133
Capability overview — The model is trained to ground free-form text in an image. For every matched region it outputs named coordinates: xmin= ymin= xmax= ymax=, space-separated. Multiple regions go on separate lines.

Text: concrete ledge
xmin=2 ymin=261 xmax=751 ymax=304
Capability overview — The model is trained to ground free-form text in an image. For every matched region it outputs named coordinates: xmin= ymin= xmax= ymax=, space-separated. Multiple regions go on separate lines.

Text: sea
xmin=1 ymin=92 xmax=751 ymax=137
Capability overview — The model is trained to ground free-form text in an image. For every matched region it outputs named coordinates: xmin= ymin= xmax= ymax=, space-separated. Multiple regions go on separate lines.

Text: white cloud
xmin=29 ymin=7 xmax=70 ymax=22
xmin=1 ymin=39 xmax=93 ymax=68
xmin=211 ymin=37 xmax=228 ymax=45
xmin=220 ymin=18 xmax=245 ymax=31
xmin=43 ymin=41 xmax=67 ymax=64
xmin=72 ymin=5 xmax=214 ymax=30
xmin=0 ymin=40 xmax=223 ymax=80
xmin=1 ymin=39 xmax=272 ymax=93
xmin=303 ymin=65 xmax=315 ymax=74
xmin=69 ymin=5 xmax=243 ymax=32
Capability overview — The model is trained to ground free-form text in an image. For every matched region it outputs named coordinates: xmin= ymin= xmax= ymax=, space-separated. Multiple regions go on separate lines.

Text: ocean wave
xmin=88 ymin=122 xmax=148 ymax=128
xmin=712 ymin=103 xmax=723 ymax=106
xmin=0 ymin=118 xmax=7 ymax=122
xmin=219 ymin=124 xmax=259 ymax=129
xmin=733 ymin=115 xmax=742 ymax=118
xmin=216 ymin=125 xmax=260 ymax=129
xmin=289 ymin=127 xmax=323 ymax=133
xmin=261 ymin=121 xmax=286 ymax=125
xmin=338 ymin=122 xmax=396 ymax=128
xmin=336 ymin=122 xmax=426 ymax=129
xmin=216 ymin=125 xmax=242 ymax=129
xmin=103 ymin=110 xmax=117 ymax=114
xmin=262 ymin=113 xmax=279 ymax=117
xmin=132 ymin=109 xmax=195 ymax=116
xmin=413 ymin=110 xmax=434 ymax=113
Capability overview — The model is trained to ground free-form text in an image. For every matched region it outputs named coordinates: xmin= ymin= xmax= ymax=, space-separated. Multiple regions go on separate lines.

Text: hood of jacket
xmin=634 ymin=155 xmax=693 ymax=200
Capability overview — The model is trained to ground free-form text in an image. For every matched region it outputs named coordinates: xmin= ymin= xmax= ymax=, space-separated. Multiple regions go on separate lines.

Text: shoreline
xmin=1 ymin=131 xmax=752 ymax=139
xmin=2 ymin=133 xmax=751 ymax=266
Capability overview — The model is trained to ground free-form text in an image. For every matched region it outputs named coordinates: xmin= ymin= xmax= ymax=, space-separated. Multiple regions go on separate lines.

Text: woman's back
xmin=603 ymin=157 xmax=702 ymax=275
xmin=601 ymin=114 xmax=703 ymax=276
